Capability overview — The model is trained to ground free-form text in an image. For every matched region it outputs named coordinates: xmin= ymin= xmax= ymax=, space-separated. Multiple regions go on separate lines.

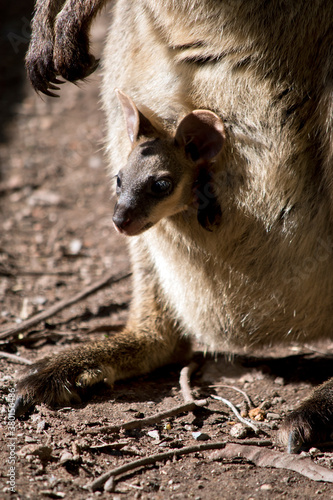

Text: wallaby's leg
xmin=280 ymin=377 xmax=333 ymax=453
xmin=53 ymin=0 xmax=109 ymax=82
xmin=26 ymin=0 xmax=110 ymax=96
xmin=15 ymin=247 xmax=191 ymax=415
xmin=25 ymin=0 xmax=66 ymax=95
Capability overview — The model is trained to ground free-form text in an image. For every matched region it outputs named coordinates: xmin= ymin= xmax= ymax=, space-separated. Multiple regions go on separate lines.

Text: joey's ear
xmin=175 ymin=110 xmax=225 ymax=164
xmin=115 ymin=89 xmax=157 ymax=144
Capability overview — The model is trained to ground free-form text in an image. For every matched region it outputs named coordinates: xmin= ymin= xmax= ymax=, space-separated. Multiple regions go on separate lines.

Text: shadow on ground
xmin=0 ymin=1 xmax=34 ymax=174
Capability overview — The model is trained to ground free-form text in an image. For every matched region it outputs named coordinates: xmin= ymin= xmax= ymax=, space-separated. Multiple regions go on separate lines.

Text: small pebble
xmin=33 ymin=296 xmax=47 ymax=306
xmin=259 ymin=400 xmax=271 ymax=410
xmin=148 ymin=430 xmax=160 ymax=441
xmin=266 ymin=412 xmax=281 ymax=420
xmin=260 ymin=484 xmax=273 ymax=491
xmin=59 ymin=452 xmax=73 ymax=465
xmin=272 ymin=396 xmax=285 ymax=405
xmin=69 ymin=239 xmax=82 ymax=255
xmin=37 ymin=420 xmax=47 ymax=432
xmin=40 ymin=491 xmax=65 ymax=499
xmin=25 ymin=436 xmax=38 ymax=443
xmin=229 ymin=423 xmax=250 ymax=439
xmin=192 ymin=432 xmax=210 ymax=441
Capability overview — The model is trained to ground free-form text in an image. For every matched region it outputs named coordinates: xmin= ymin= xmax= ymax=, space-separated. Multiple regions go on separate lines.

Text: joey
xmin=112 ymin=91 xmax=225 ymax=236
xmin=20 ymin=0 xmax=333 ymax=454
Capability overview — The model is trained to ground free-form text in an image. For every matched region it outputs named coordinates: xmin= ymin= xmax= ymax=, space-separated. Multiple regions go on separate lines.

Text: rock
xmin=148 ymin=430 xmax=160 ymax=441
xmin=260 ymin=484 xmax=273 ymax=491
xmin=69 ymin=239 xmax=82 ymax=255
xmin=192 ymin=432 xmax=210 ymax=441
xmin=266 ymin=412 xmax=281 ymax=420
xmin=229 ymin=423 xmax=250 ymax=439
xmin=25 ymin=436 xmax=38 ymax=443
xmin=40 ymin=491 xmax=65 ymax=499
xmin=37 ymin=420 xmax=47 ymax=432
xmin=59 ymin=451 xmax=74 ymax=465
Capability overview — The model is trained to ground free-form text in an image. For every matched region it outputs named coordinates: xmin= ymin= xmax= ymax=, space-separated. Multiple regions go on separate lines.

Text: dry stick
xmin=210 ymin=394 xmax=260 ymax=433
xmin=87 ymin=440 xmax=272 ymax=492
xmin=0 ymin=271 xmax=131 ymax=341
xmin=209 ymin=384 xmax=254 ymax=408
xmin=86 ymin=441 xmax=227 ymax=491
xmin=179 ymin=361 xmax=199 ymax=403
xmin=84 ymin=399 xmax=207 ymax=437
xmin=18 ymin=270 xmax=75 ymax=276
xmin=86 ymin=361 xmax=206 ymax=437
xmin=0 ymin=351 xmax=33 ymax=365
xmin=86 ymin=363 xmax=268 ymax=492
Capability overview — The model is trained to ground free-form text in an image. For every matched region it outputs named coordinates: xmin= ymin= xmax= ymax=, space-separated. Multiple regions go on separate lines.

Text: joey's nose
xmin=112 ymin=214 xmax=132 ymax=233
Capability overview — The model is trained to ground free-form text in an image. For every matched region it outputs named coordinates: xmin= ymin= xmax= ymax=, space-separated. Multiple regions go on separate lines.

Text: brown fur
xmin=20 ymin=0 xmax=333 ymax=452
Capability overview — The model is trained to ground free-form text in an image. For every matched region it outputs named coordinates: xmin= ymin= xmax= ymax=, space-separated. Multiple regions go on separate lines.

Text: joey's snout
xmin=112 ymin=212 xmax=132 ymax=233
xmin=112 ymin=202 xmax=132 ymax=233
xmin=112 ymin=202 xmax=150 ymax=236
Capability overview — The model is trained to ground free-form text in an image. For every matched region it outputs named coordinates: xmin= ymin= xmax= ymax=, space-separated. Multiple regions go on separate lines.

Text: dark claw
xmin=48 ymin=83 xmax=60 ymax=91
xmin=41 ymin=89 xmax=60 ymax=98
xmin=51 ymin=78 xmax=65 ymax=85
xmin=287 ymin=429 xmax=304 ymax=454
xmin=14 ymin=395 xmax=35 ymax=418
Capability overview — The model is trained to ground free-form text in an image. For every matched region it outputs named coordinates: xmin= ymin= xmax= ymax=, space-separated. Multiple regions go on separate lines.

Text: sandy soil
xmin=1 ymin=4 xmax=333 ymax=499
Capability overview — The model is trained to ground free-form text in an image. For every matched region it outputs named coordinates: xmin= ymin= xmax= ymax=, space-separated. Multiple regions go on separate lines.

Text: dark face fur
xmin=112 ymin=138 xmax=194 ymax=236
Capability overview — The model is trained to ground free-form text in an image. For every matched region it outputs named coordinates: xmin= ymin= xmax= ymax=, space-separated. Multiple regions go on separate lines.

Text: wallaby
xmin=18 ymin=0 xmax=333 ymax=454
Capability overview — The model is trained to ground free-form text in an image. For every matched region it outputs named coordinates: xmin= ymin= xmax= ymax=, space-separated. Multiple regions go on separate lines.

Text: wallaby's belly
xmin=143 ymin=217 xmax=333 ymax=350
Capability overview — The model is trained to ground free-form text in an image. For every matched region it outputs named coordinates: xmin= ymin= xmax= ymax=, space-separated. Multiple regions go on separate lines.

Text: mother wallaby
xmin=19 ymin=0 xmax=333 ymax=453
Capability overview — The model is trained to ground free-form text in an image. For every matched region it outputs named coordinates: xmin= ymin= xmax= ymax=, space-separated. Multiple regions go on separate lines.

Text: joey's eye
xmin=116 ymin=174 xmax=122 ymax=195
xmin=150 ymin=178 xmax=173 ymax=197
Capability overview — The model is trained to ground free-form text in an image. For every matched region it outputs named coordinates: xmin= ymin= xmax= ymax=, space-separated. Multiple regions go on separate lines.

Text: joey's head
xmin=112 ymin=90 xmax=225 ymax=236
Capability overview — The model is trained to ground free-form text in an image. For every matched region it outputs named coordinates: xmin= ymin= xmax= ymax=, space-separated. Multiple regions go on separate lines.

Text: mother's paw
xmin=26 ymin=41 xmax=63 ymax=97
xmin=15 ymin=351 xmax=114 ymax=417
xmin=279 ymin=379 xmax=333 ymax=453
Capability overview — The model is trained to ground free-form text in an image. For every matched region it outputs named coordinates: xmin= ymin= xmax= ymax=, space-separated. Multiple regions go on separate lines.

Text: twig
xmin=209 ymin=384 xmax=254 ymax=408
xmin=17 ymin=270 xmax=75 ymax=277
xmin=179 ymin=362 xmax=199 ymax=403
xmin=0 ymin=271 xmax=131 ymax=340
xmin=87 ymin=439 xmax=272 ymax=492
xmin=86 ymin=441 xmax=228 ymax=491
xmin=84 ymin=399 xmax=207 ymax=436
xmin=210 ymin=395 xmax=259 ymax=433
xmin=0 ymin=351 xmax=33 ymax=365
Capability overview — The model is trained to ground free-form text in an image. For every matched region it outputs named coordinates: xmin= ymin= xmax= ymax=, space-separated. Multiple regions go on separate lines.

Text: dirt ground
xmin=1 ymin=4 xmax=333 ymax=499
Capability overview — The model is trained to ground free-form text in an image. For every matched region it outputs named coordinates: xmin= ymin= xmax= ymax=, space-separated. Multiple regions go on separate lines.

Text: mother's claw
xmin=287 ymin=429 xmax=304 ymax=454
xmin=14 ymin=395 xmax=34 ymax=419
